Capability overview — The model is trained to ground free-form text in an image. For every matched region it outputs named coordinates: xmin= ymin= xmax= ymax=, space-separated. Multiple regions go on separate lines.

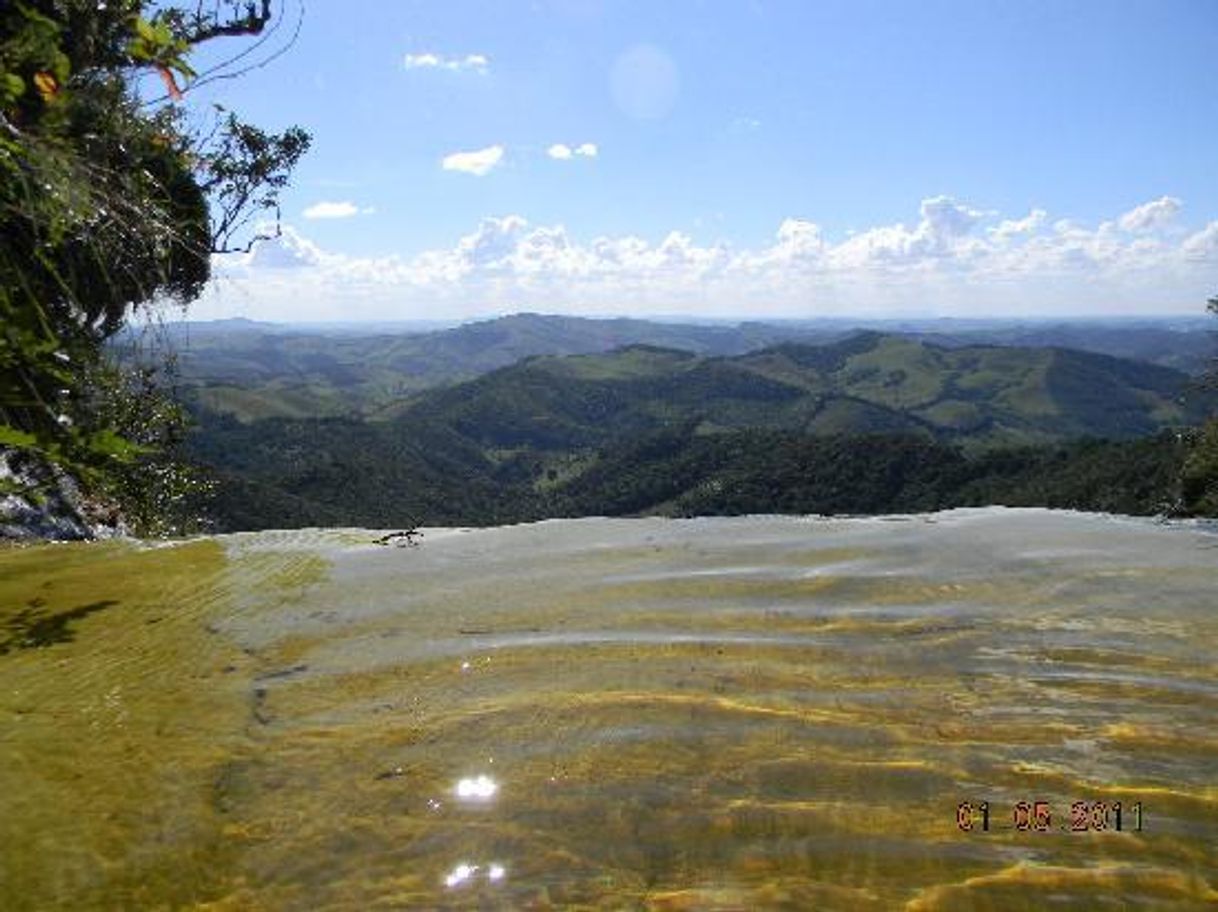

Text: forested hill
xmin=148 ymin=312 xmax=1215 ymax=421
xmin=188 ymin=332 xmax=1217 ymax=530
xmin=154 ymin=313 xmax=833 ymax=419
xmin=915 ymin=322 xmax=1215 ymax=376
xmin=394 ymin=332 xmax=1212 ymax=449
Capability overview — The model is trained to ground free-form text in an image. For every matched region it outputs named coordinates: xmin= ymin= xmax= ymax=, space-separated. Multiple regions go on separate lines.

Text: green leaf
xmin=1 ymin=72 xmax=25 ymax=104
xmin=169 ymin=58 xmax=197 ymax=80
xmin=0 ymin=425 xmax=40 ymax=449
xmin=83 ymin=429 xmax=147 ymax=462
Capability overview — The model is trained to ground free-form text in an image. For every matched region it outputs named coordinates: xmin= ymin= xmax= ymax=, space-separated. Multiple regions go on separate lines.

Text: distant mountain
xmin=189 ymin=331 xmax=1214 ymax=530
xmin=157 ymin=313 xmax=836 ymax=420
xmin=142 ymin=312 xmax=1213 ymax=421
xmin=396 ymin=332 xmax=1214 ymax=450
xmin=913 ymin=322 xmax=1215 ymax=375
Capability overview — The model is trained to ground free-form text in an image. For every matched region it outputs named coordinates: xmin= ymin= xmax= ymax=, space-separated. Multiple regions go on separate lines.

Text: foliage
xmin=1208 ymin=294 xmax=1218 ymax=386
xmin=188 ymin=407 xmax=536 ymax=528
xmin=80 ymin=353 xmax=216 ymax=536
xmin=187 ymin=402 xmax=1205 ymax=531
xmin=200 ymin=110 xmax=310 ymax=252
xmin=1176 ymin=294 xmax=1218 ymax=515
xmin=178 ymin=326 xmax=1218 ymax=530
xmin=0 ymin=0 xmax=308 ymax=534
xmin=1179 ymin=421 xmax=1218 ymax=515
xmin=352 ymin=334 xmax=1212 ymax=474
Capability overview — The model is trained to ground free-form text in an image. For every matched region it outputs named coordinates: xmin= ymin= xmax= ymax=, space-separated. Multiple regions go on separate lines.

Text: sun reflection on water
xmin=443 ymin=861 xmax=507 ymax=889
xmin=454 ymin=774 xmax=498 ymax=800
xmin=444 ymin=863 xmax=475 ymax=888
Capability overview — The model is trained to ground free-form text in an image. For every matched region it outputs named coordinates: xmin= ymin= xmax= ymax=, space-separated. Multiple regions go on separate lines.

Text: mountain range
xmin=397 ymin=331 xmax=1211 ymax=449
xmin=188 ymin=329 xmax=1215 ymax=529
xmin=123 ymin=312 xmax=1214 ymax=421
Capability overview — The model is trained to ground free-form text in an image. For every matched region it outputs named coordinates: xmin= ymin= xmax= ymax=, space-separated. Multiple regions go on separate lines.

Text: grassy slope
xmin=392 ymin=333 xmax=1212 ymax=450
xmin=171 ymin=315 xmax=833 ymax=419
xmin=188 ymin=332 xmax=1215 ymax=529
xmin=160 ymin=314 xmax=1215 ymax=421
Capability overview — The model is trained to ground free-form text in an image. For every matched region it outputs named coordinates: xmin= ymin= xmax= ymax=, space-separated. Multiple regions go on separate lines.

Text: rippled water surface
xmin=2 ymin=509 xmax=1216 ymax=909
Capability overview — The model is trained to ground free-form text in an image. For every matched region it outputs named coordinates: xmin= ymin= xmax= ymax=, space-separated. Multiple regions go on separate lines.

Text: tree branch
xmin=185 ymin=1 xmax=273 ymax=45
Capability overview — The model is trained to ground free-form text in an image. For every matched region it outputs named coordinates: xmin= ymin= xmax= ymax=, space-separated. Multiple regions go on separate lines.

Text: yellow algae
xmin=2 ymin=513 xmax=1217 ymax=909
xmin=0 ymin=539 xmax=250 ymax=909
xmin=1101 ymin=722 xmax=1218 ymax=757
xmin=905 ymin=862 xmax=1218 ymax=910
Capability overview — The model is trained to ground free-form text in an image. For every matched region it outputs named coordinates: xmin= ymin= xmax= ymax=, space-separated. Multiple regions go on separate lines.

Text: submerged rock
xmin=2 ymin=510 xmax=1216 ymax=908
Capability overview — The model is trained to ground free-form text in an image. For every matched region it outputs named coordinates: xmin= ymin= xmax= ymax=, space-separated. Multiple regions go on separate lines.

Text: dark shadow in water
xmin=0 ymin=598 xmax=118 ymax=655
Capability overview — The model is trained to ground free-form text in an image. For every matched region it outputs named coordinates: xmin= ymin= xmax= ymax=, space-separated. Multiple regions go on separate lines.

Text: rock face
xmin=0 ymin=450 xmax=125 ymax=541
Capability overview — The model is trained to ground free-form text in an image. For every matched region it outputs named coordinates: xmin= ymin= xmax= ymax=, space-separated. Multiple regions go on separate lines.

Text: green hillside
xmin=558 ymin=428 xmax=1192 ymax=519
xmin=393 ymin=332 xmax=1213 ymax=450
xmin=187 ymin=332 xmax=1217 ymax=530
xmin=191 ymin=416 xmax=1199 ymax=531
xmin=917 ymin=322 xmax=1215 ymax=376
xmin=159 ymin=314 xmax=831 ymax=420
xmin=190 ymin=411 xmax=539 ymax=528
xmin=136 ymin=313 xmax=1213 ymax=421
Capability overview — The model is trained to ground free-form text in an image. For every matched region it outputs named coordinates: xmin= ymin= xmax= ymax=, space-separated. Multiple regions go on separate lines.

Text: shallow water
xmin=1 ymin=508 xmax=1216 ymax=910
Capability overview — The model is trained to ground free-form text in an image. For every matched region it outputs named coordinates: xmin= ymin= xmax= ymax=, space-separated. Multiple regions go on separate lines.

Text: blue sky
xmin=182 ymin=0 xmax=1218 ymax=321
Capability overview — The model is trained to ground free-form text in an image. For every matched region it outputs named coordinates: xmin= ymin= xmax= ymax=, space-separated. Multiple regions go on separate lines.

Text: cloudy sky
xmin=182 ymin=0 xmax=1218 ymax=322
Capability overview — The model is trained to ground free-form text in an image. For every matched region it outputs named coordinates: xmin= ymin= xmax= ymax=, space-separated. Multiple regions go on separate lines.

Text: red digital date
xmin=957 ymin=800 xmax=1142 ymax=832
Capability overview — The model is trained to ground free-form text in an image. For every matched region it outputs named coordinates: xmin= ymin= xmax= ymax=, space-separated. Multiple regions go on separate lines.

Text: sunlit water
xmin=1 ymin=508 xmax=1216 ymax=910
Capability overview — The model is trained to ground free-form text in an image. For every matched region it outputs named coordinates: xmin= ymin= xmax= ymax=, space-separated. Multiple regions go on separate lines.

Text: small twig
xmin=373 ymin=529 xmax=422 ymax=547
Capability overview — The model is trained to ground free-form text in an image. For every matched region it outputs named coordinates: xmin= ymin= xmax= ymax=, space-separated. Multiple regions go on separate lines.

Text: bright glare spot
xmin=444 ymin=861 xmax=506 ymax=888
xmin=444 ymin=862 xmax=476 ymax=888
xmin=454 ymin=774 xmax=498 ymax=800
xmin=460 ymin=661 xmax=470 ymax=671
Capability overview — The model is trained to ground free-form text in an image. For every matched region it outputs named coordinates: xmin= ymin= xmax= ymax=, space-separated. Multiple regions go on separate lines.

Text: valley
xmin=173 ymin=316 xmax=1216 ymax=531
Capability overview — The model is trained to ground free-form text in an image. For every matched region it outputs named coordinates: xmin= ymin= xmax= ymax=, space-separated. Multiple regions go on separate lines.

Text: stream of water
xmin=2 ymin=508 xmax=1216 ymax=909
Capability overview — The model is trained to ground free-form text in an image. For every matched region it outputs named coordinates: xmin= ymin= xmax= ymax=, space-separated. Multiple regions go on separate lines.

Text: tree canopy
xmin=1179 ymin=293 xmax=1218 ymax=514
xmin=1 ymin=1 xmax=308 ymax=527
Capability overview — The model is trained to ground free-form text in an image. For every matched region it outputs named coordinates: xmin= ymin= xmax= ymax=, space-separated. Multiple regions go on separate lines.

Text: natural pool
xmin=2 ymin=508 xmax=1216 ymax=909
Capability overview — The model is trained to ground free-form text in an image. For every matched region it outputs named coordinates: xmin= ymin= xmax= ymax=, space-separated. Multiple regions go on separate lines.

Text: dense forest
xmin=193 ymin=411 xmax=1204 ymax=530
xmin=188 ymin=328 xmax=1218 ymax=530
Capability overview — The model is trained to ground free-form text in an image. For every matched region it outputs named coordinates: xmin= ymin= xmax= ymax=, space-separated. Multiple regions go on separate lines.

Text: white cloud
xmin=303 ymin=201 xmax=361 ymax=220
xmin=404 ymin=52 xmax=440 ymax=68
xmin=456 ymin=215 xmax=530 ymax=269
xmin=1118 ymin=196 xmax=1181 ymax=233
xmin=1182 ymin=221 xmax=1218 ymax=260
xmin=548 ymin=142 xmax=598 ymax=160
xmin=403 ymin=52 xmax=489 ymax=73
xmin=990 ymin=208 xmax=1047 ymax=242
xmin=441 ymin=145 xmax=505 ymax=176
xmin=243 ymin=226 xmax=327 ymax=270
xmin=202 ymin=197 xmax=1218 ymax=321
xmin=825 ymin=196 xmax=986 ymax=269
xmin=920 ymin=195 xmax=984 ymax=239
